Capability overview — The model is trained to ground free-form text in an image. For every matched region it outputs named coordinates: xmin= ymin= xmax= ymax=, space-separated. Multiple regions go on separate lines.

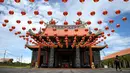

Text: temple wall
xmin=93 ymin=51 xmax=101 ymax=68
xmin=32 ymin=50 xmax=38 ymax=62
xmin=41 ymin=51 xmax=47 ymax=64
xmin=31 ymin=49 xmax=102 ymax=68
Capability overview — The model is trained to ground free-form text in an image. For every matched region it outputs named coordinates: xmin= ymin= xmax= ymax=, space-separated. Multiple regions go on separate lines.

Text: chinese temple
xmin=25 ymin=19 xmax=107 ymax=68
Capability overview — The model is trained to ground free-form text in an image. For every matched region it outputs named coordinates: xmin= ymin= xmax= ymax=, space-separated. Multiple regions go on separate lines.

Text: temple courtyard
xmin=0 ymin=68 xmax=130 ymax=73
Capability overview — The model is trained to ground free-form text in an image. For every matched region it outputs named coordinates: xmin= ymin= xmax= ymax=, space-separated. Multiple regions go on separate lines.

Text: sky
xmin=0 ymin=0 xmax=130 ymax=63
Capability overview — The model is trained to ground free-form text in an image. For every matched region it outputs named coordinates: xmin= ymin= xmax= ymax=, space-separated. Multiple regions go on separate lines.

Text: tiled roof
xmin=103 ymin=48 xmax=130 ymax=60
xmin=41 ymin=28 xmax=89 ymax=36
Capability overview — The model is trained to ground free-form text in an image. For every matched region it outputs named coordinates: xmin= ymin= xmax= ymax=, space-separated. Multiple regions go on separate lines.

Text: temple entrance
xmin=60 ymin=54 xmax=72 ymax=68
xmin=55 ymin=51 xmax=75 ymax=68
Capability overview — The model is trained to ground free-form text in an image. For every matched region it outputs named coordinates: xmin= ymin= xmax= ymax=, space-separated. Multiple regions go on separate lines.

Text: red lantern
xmin=77 ymin=11 xmax=82 ymax=16
xmin=79 ymin=0 xmax=85 ymax=3
xmin=42 ymin=28 xmax=46 ymax=31
xmin=76 ymin=21 xmax=80 ymax=25
xmin=108 ymin=0 xmax=113 ymax=2
xmin=53 ymin=28 xmax=56 ymax=31
xmin=54 ymin=34 xmax=57 ymax=36
xmin=102 ymin=10 xmax=108 ymax=15
xmin=47 ymin=11 xmax=52 ymax=16
xmin=111 ymin=29 xmax=115 ymax=32
xmin=115 ymin=10 xmax=121 ymax=14
xmin=44 ymin=0 xmax=48 ymax=2
xmin=75 ymin=28 xmax=78 ymax=32
xmin=107 ymin=33 xmax=110 ymax=36
xmin=106 ymin=45 xmax=108 ymax=48
xmin=4 ymin=19 xmax=9 ymax=23
xmin=26 ymin=32 xmax=30 ymax=35
xmin=14 ymin=32 xmax=18 ymax=35
xmin=124 ymin=0 xmax=129 ymax=2
xmin=109 ymin=19 xmax=114 ymax=24
xmin=90 ymin=11 xmax=95 ymax=16
xmin=9 ymin=10 xmax=14 ymax=15
xmin=98 ymin=41 xmax=101 ymax=43
xmin=30 ymin=40 xmax=32 ymax=42
xmin=74 ymin=34 xmax=77 ymax=37
xmin=97 ymin=20 xmax=102 ymax=24
xmin=21 ymin=11 xmax=26 ymax=15
xmin=116 ymin=24 xmax=120 ymax=28
xmin=94 ymin=28 xmax=98 ymax=31
xmin=86 ymin=21 xmax=91 ymax=25
xmin=27 ymin=20 xmax=32 ymax=24
xmin=98 ymin=36 xmax=101 ymax=38
xmin=122 ymin=17 xmax=127 ymax=21
xmin=64 ymin=28 xmax=68 ymax=32
xmin=9 ymin=29 xmax=13 ymax=32
xmin=50 ymin=20 xmax=56 ymax=25
xmin=63 ymin=11 xmax=68 ymax=16
xmin=15 ymin=0 xmax=20 ymax=3
xmin=85 ymin=28 xmax=88 ymax=32
xmin=2 ymin=23 xmax=6 ymax=27
xmin=39 ymin=20 xmax=44 ymax=24
xmin=62 ymin=0 xmax=68 ymax=3
xmin=16 ymin=20 xmax=21 ymax=24
xmin=22 ymin=27 xmax=26 ymax=30
xmin=104 ymin=37 xmax=106 ymax=39
xmin=93 ymin=0 xmax=99 ymax=2
xmin=64 ymin=21 xmax=68 ymax=25
xmin=105 ymin=26 xmax=109 ymax=30
xmin=32 ymin=28 xmax=36 ymax=31
xmin=34 ymin=10 xmax=39 ymax=15
xmin=12 ymin=26 xmax=15 ymax=29
xmin=29 ymin=0 xmax=35 ymax=2
xmin=17 ymin=31 xmax=21 ymax=34
xmin=0 ymin=0 xmax=4 ymax=3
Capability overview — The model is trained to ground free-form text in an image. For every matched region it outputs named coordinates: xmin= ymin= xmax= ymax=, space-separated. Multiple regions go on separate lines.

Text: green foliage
xmin=101 ymin=54 xmax=130 ymax=68
xmin=0 ymin=62 xmax=30 ymax=68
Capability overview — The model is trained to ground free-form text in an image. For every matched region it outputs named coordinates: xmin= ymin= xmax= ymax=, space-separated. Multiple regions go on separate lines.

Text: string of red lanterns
xmin=4 ymin=0 xmax=128 ymax=4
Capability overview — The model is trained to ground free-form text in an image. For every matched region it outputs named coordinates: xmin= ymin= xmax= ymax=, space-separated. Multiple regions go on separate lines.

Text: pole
xmin=3 ymin=50 xmax=6 ymax=62
xmin=21 ymin=55 xmax=22 ymax=63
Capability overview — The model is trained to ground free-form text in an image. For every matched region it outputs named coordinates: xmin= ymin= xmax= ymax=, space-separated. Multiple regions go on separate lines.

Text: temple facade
xmin=26 ymin=19 xmax=107 ymax=68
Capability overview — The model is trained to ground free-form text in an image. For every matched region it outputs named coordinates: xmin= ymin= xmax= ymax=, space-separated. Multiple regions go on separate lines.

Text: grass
xmin=0 ymin=62 xmax=31 ymax=68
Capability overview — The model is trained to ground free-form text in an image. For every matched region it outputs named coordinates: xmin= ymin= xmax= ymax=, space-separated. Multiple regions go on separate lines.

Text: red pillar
xmin=37 ymin=46 xmax=41 ymax=67
xmin=89 ymin=47 xmax=93 ymax=67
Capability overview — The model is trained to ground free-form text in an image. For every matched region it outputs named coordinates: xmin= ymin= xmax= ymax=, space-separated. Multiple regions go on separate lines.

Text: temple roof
xmin=103 ymin=48 xmax=130 ymax=60
xmin=25 ymin=43 xmax=107 ymax=50
xmin=41 ymin=28 xmax=89 ymax=37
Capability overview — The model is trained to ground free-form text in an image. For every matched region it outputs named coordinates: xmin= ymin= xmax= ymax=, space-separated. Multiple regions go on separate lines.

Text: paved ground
xmin=0 ymin=68 xmax=130 ymax=73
